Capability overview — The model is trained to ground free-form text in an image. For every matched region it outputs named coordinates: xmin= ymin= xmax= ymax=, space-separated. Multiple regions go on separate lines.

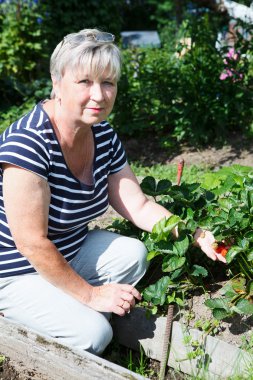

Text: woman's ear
xmin=51 ymin=75 xmax=61 ymax=101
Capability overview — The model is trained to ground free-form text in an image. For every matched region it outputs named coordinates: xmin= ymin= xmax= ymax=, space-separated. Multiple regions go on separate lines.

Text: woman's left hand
xmin=194 ymin=228 xmax=226 ymax=263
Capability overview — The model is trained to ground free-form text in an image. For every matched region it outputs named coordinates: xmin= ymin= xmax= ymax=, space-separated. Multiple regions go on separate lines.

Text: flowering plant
xmin=220 ymin=47 xmax=243 ymax=81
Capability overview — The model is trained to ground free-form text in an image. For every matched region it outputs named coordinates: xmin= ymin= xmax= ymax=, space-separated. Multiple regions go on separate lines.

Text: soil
xmin=122 ymin=133 xmax=253 ymax=168
xmin=1 ymin=135 xmax=253 ymax=380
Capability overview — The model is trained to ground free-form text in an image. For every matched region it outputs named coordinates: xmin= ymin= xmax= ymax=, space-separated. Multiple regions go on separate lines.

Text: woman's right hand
xmin=86 ymin=283 xmax=141 ymax=316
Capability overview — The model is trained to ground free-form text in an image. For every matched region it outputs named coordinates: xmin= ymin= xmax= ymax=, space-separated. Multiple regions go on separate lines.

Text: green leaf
xmin=175 ymin=297 xmax=185 ymax=306
xmin=201 ymin=174 xmax=222 ymax=190
xmin=238 ymin=239 xmax=250 ymax=250
xmin=170 ymin=268 xmax=184 ymax=280
xmin=244 ymin=231 xmax=253 ymax=241
xmin=140 ymin=176 xmax=157 ymax=195
xmin=213 ymin=308 xmax=231 ymax=320
xmin=204 ymin=298 xmax=230 ymax=312
xmin=247 ymin=250 xmax=253 ymax=261
xmin=231 ymin=277 xmax=246 ymax=292
xmin=143 ymin=276 xmax=171 ymax=306
xmin=156 ymin=179 xmax=172 ymax=194
xmin=146 ymin=250 xmax=162 ymax=261
xmin=190 ymin=265 xmax=208 ymax=277
xmin=151 ymin=215 xmax=182 ymax=242
xmin=140 ymin=176 xmax=172 ymax=196
xmin=162 ymin=255 xmax=186 ymax=273
xmin=225 ymin=246 xmax=242 ymax=264
xmin=173 ymin=235 xmax=190 ymax=256
xmin=247 ymin=280 xmax=253 ymax=296
xmin=228 ymin=209 xmax=245 ymax=227
xmin=235 ymin=299 xmax=253 ymax=315
xmin=218 ymin=197 xmax=236 ymax=211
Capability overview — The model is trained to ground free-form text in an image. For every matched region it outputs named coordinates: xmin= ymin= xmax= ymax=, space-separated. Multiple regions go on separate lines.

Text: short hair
xmin=50 ymin=28 xmax=121 ymax=98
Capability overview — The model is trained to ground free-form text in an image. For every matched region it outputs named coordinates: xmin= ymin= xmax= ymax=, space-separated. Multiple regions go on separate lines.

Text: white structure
xmin=220 ymin=0 xmax=253 ymax=23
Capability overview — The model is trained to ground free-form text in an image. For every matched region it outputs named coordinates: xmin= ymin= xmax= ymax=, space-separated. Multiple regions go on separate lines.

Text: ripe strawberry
xmin=212 ymin=242 xmax=231 ymax=257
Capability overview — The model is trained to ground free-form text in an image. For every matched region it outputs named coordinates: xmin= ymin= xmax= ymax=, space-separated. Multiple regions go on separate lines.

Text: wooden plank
xmin=0 ymin=318 xmax=148 ymax=380
xmin=112 ymin=308 xmax=252 ymax=379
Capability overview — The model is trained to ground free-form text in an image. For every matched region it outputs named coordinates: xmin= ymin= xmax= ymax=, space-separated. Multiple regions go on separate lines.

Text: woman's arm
xmin=2 ymin=164 xmax=140 ymax=314
xmin=108 ymin=164 xmax=226 ymax=263
xmin=108 ymin=164 xmax=173 ymax=232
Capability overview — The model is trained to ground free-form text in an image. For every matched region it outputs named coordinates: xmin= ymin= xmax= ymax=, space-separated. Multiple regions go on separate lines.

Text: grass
xmin=130 ymin=163 xmax=212 ymax=184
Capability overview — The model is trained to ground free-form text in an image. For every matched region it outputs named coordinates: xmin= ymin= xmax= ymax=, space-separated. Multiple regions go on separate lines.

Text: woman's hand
xmin=194 ymin=228 xmax=226 ymax=263
xmin=86 ymin=283 xmax=141 ymax=316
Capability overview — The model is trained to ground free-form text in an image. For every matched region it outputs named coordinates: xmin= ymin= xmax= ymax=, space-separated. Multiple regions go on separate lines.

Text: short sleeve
xmin=0 ymin=129 xmax=50 ymax=180
xmin=109 ymin=131 xmax=127 ymax=174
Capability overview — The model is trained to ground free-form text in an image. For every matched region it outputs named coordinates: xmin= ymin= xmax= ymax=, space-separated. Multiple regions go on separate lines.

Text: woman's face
xmin=53 ymin=66 xmax=117 ymax=128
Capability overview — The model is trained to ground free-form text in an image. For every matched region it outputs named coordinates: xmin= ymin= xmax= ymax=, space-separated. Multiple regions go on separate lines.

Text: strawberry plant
xmin=110 ymin=164 xmax=253 ymax=319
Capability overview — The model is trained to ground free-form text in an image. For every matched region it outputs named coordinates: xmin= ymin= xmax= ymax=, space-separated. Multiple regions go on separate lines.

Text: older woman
xmin=0 ymin=28 xmax=223 ymax=355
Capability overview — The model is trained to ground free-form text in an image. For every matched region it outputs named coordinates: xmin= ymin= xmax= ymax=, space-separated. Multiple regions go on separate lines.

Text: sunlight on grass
xmin=131 ymin=162 xmax=212 ymax=184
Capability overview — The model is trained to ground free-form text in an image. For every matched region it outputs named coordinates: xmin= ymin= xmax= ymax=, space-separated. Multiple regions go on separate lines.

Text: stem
xmin=238 ymin=256 xmax=252 ymax=280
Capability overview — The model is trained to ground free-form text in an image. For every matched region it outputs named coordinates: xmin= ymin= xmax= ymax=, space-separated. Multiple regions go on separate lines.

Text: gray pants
xmin=0 ymin=230 xmax=148 ymax=355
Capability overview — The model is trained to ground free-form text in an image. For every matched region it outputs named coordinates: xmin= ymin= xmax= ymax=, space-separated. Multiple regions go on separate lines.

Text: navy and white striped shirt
xmin=0 ymin=102 xmax=127 ymax=277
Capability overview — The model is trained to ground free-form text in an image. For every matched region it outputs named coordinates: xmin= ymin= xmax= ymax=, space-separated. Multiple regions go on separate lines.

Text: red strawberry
xmin=212 ymin=242 xmax=231 ymax=257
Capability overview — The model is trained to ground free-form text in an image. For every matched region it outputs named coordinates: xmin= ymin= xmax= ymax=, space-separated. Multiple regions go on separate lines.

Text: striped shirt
xmin=0 ymin=102 xmax=127 ymax=277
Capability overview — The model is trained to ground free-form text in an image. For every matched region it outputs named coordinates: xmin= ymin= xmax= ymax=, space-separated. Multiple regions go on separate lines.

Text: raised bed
xmin=112 ymin=307 xmax=252 ymax=379
xmin=0 ymin=317 xmax=147 ymax=380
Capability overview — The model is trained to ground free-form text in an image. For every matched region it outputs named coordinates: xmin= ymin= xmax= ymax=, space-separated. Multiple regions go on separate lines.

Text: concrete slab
xmin=112 ymin=307 xmax=252 ymax=379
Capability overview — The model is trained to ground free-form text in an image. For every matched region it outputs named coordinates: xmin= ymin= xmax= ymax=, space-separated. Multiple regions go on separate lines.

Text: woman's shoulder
xmin=1 ymin=102 xmax=54 ymax=143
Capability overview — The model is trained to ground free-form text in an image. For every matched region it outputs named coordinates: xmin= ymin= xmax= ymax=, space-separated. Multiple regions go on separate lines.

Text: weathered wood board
xmin=0 ymin=317 xmax=148 ymax=380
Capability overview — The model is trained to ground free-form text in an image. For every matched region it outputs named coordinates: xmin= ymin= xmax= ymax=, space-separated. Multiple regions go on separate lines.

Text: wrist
xmin=193 ymin=227 xmax=206 ymax=246
xmin=80 ymin=283 xmax=94 ymax=305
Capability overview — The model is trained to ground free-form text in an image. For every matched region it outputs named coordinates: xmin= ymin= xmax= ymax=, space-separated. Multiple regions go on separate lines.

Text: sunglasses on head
xmin=62 ymin=32 xmax=115 ymax=47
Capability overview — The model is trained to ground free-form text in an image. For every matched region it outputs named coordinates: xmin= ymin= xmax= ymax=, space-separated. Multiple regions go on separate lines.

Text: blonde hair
xmin=50 ymin=28 xmax=121 ymax=98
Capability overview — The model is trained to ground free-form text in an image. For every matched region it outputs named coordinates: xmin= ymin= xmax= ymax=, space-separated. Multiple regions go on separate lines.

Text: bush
xmin=112 ymin=15 xmax=253 ymax=146
xmin=0 ymin=0 xmax=49 ymax=108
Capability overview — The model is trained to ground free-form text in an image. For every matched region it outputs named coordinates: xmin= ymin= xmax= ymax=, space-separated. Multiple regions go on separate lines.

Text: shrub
xmin=112 ymin=15 xmax=253 ymax=146
xmin=0 ymin=0 xmax=49 ymax=107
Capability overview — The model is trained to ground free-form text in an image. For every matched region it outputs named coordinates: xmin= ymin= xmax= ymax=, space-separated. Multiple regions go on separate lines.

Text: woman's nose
xmin=90 ymin=84 xmax=104 ymax=102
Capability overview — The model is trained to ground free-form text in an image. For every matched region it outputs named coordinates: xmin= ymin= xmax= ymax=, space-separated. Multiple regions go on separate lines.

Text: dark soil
xmin=122 ymin=133 xmax=253 ymax=168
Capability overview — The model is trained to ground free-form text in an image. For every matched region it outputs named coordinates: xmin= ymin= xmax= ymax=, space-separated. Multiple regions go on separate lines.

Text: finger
xmin=202 ymin=249 xmax=217 ymax=261
xmin=121 ymin=291 xmax=135 ymax=303
xmin=215 ymin=253 xmax=227 ymax=264
xmin=114 ymin=305 xmax=126 ymax=316
xmin=120 ymin=285 xmax=142 ymax=300
xmin=121 ymin=300 xmax=131 ymax=312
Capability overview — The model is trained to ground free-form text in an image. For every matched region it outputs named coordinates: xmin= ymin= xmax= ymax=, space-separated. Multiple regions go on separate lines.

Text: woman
xmin=0 ymin=29 xmax=224 ymax=355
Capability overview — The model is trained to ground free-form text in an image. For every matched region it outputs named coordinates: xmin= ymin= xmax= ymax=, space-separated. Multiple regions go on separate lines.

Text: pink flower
xmin=220 ymin=48 xmax=243 ymax=82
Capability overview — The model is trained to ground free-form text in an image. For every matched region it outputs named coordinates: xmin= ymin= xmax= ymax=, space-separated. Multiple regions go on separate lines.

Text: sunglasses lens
xmin=96 ymin=33 xmax=115 ymax=42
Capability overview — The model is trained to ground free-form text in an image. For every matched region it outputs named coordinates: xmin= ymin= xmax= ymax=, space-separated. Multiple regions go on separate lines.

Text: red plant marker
xmin=177 ymin=158 xmax=185 ymax=186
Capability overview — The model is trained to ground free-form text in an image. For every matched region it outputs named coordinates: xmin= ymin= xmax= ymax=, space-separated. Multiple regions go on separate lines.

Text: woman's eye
xmin=79 ymin=79 xmax=90 ymax=85
xmin=103 ymin=81 xmax=114 ymax=86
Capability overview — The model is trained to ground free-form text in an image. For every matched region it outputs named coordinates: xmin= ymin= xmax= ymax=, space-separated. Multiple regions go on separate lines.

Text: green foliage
xmin=131 ymin=163 xmax=210 ymax=184
xmin=42 ymin=0 xmax=123 ymax=52
xmin=111 ymin=165 xmax=253 ymax=320
xmin=0 ymin=78 xmax=52 ymax=133
xmin=0 ymin=0 xmax=49 ymax=107
xmin=113 ymin=14 xmax=253 ymax=146
xmin=1 ymin=1 xmax=252 ymax=147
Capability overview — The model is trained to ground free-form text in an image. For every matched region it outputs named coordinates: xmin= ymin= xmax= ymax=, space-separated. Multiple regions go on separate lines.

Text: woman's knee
xmin=119 ymin=236 xmax=148 ymax=284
